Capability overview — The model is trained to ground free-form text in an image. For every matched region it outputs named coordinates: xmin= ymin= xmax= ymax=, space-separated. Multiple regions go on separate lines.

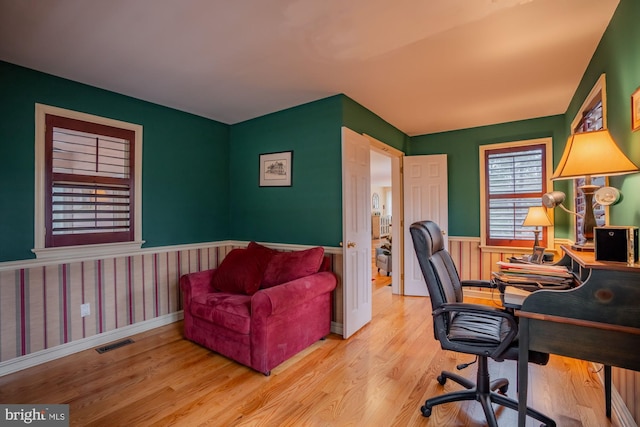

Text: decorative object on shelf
xmin=594 ymin=226 xmax=639 ymax=263
xmin=522 ymin=206 xmax=552 ymax=248
xmin=545 ymin=130 xmax=639 ymax=251
xmin=632 ymin=86 xmax=640 ymax=131
xmin=259 ymin=151 xmax=292 ymax=187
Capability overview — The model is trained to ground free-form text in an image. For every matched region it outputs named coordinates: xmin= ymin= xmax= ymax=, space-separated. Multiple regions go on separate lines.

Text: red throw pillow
xmin=247 ymin=241 xmax=277 ymax=272
xmin=261 ymin=246 xmax=325 ymax=288
xmin=211 ymin=248 xmax=265 ymax=295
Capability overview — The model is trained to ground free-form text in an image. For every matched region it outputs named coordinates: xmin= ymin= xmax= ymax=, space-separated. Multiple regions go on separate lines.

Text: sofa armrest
xmin=180 ymin=269 xmax=216 ymax=304
xmin=252 ymin=271 xmax=337 ymax=317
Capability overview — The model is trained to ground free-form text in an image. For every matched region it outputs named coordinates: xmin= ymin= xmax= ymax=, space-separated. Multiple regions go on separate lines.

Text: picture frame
xmin=530 ymin=246 xmax=546 ymax=264
xmin=259 ymin=151 xmax=292 ymax=187
xmin=632 ymin=86 xmax=640 ymax=131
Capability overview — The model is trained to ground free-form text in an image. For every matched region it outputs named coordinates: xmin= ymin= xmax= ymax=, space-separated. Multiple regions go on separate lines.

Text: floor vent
xmin=96 ymin=338 xmax=134 ymax=354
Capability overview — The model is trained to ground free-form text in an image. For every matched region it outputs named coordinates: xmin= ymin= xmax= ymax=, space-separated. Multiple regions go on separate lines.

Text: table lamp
xmin=547 ymin=130 xmax=639 ymax=250
xmin=522 ymin=206 xmax=552 ymax=248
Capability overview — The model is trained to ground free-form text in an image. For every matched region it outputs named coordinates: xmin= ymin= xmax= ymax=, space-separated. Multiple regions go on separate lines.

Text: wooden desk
xmin=516 ymin=246 xmax=640 ymax=427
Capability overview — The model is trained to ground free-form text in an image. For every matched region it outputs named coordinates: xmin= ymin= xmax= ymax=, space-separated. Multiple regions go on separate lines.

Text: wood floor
xmin=0 ymin=275 xmax=616 ymax=426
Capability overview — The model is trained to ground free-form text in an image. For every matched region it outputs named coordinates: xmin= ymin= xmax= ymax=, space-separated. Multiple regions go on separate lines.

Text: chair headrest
xmin=410 ymin=220 xmax=445 ymax=257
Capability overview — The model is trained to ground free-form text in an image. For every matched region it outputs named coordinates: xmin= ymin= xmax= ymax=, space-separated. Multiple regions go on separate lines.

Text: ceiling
xmin=0 ymin=0 xmax=618 ymax=136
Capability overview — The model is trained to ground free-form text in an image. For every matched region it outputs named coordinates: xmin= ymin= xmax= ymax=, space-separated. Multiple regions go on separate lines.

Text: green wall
xmin=228 ymin=94 xmax=408 ymax=247
xmin=0 ymin=61 xmax=230 ymax=262
xmin=341 ymin=96 xmax=409 ymax=152
xmin=564 ymin=0 xmax=640 ymax=228
xmin=228 ymin=96 xmax=343 ymax=247
xmin=409 ymin=116 xmax=566 ymax=238
xmin=0 ymin=61 xmax=408 ymax=261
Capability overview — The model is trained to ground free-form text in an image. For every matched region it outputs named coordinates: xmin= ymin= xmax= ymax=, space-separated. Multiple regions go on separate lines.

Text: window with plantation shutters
xmin=481 ymin=141 xmax=549 ymax=248
xmin=45 ymin=114 xmax=135 ymax=247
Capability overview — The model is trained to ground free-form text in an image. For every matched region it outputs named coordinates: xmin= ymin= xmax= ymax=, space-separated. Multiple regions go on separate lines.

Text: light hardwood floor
xmin=0 ymin=280 xmax=616 ymax=426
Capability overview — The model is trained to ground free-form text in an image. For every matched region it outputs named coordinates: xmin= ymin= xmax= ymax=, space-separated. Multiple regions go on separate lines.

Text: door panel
xmin=342 ymin=127 xmax=372 ymax=338
xmin=403 ymin=155 xmax=448 ymax=296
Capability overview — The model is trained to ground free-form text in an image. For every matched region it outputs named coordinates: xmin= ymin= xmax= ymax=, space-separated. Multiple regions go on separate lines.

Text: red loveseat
xmin=180 ymin=242 xmax=337 ymax=375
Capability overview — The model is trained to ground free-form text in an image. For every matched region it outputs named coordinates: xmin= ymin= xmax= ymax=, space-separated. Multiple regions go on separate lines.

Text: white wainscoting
xmin=0 ymin=241 xmax=344 ymax=376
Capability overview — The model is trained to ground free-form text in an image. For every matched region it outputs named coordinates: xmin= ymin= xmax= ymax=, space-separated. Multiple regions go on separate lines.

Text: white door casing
xmin=365 ymin=133 xmax=404 ymax=295
xmin=342 ymin=127 xmax=372 ymax=338
xmin=403 ymin=154 xmax=448 ymax=296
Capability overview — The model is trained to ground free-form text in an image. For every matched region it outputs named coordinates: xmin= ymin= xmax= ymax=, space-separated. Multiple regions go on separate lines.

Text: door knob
xmin=347 ymin=241 xmax=357 ymax=248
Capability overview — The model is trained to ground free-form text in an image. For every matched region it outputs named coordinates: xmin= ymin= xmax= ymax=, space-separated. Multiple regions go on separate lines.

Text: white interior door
xmin=403 ymin=154 xmax=448 ymax=296
xmin=342 ymin=127 xmax=372 ymax=338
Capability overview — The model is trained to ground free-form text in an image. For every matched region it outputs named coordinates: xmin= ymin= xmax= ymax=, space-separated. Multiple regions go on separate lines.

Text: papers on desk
xmin=492 ymin=261 xmax=572 ymax=290
xmin=503 ymin=286 xmax=532 ymax=306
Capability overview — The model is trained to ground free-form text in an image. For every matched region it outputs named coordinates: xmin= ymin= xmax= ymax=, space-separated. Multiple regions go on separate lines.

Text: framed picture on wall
xmin=632 ymin=86 xmax=640 ymax=131
xmin=259 ymin=151 xmax=292 ymax=187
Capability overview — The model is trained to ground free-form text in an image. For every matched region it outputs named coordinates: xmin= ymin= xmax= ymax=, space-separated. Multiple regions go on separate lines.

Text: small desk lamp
xmin=545 ymin=130 xmax=639 ymax=250
xmin=522 ymin=206 xmax=552 ymax=248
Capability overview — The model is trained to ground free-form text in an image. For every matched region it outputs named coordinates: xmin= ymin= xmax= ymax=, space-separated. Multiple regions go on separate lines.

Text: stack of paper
xmin=492 ymin=261 xmax=572 ymax=290
xmin=503 ymin=286 xmax=532 ymax=306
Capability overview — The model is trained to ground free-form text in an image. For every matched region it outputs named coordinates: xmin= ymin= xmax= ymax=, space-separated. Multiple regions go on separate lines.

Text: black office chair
xmin=410 ymin=220 xmax=555 ymax=427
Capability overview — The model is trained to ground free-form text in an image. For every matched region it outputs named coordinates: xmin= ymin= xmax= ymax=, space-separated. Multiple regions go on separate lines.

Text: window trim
xmin=33 ymin=104 xmax=144 ymax=260
xmin=479 ymin=137 xmax=554 ymax=251
xmin=570 ymin=74 xmax=610 ymax=244
xmin=570 ymin=74 xmax=607 ymax=132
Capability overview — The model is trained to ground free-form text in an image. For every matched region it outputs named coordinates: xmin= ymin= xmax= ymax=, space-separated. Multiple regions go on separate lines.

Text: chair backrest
xmin=409 ymin=220 xmax=464 ymax=310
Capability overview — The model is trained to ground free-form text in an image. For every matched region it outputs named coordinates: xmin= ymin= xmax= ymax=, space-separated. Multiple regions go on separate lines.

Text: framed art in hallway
xmin=632 ymin=86 xmax=640 ymax=131
xmin=259 ymin=151 xmax=292 ymax=187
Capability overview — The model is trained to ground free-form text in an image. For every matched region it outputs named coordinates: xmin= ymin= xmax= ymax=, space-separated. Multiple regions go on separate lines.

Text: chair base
xmin=421 ymin=357 xmax=555 ymax=427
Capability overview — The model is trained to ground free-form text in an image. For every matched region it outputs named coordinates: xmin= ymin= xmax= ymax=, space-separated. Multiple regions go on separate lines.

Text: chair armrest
xmin=461 ymin=279 xmax=496 ymax=288
xmin=252 ymin=272 xmax=337 ymax=317
xmin=179 ymin=269 xmax=216 ymax=303
xmin=434 ymin=302 xmax=518 ymax=359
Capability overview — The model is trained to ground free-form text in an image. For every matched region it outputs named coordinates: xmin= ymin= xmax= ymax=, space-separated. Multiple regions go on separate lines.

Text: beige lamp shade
xmin=551 ymin=130 xmax=639 ymax=180
xmin=522 ymin=206 xmax=552 ymax=227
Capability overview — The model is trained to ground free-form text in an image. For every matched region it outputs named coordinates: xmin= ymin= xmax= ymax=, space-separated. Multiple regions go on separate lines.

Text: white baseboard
xmin=331 ymin=321 xmax=343 ymax=337
xmin=592 ymin=363 xmax=637 ymax=427
xmin=0 ymin=311 xmax=184 ymax=377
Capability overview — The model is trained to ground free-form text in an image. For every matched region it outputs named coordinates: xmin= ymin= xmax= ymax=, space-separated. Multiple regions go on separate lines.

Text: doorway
xmin=365 ymin=134 xmax=403 ymax=296
xmin=370 ymin=150 xmax=393 ymax=293
xmin=342 ymin=130 xmax=448 ymax=337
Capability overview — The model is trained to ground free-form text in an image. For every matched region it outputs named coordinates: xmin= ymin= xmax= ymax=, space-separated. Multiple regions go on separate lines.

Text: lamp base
xmin=532 ymin=230 xmax=541 ymax=248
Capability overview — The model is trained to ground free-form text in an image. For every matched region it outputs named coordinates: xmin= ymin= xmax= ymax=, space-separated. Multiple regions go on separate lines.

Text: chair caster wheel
xmin=437 ymin=375 xmax=446 ymax=385
xmin=420 ymin=405 xmax=432 ymax=417
xmin=499 ymin=384 xmax=508 ymax=394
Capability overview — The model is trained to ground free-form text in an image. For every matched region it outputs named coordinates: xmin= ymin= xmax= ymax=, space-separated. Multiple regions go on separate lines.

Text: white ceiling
xmin=0 ymin=0 xmax=618 ymax=136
